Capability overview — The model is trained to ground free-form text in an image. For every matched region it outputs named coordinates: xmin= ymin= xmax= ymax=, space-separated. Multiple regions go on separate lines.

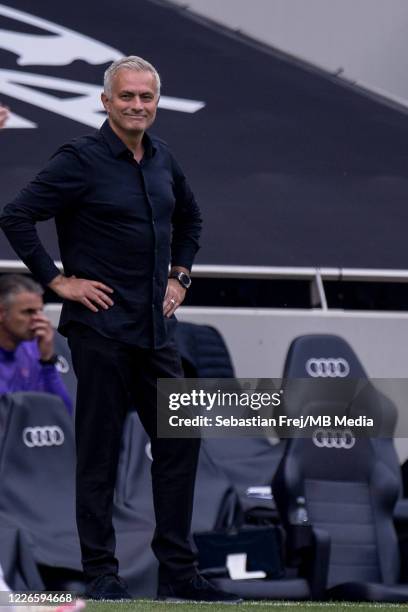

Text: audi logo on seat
xmin=305 ymin=357 xmax=350 ymax=378
xmin=22 ymin=426 xmax=65 ymax=448
xmin=312 ymin=428 xmax=355 ymax=449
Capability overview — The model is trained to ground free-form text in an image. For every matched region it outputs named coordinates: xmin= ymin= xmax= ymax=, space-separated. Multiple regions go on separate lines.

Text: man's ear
xmin=0 ymin=304 xmax=5 ymax=323
xmin=101 ymin=92 xmax=110 ymax=114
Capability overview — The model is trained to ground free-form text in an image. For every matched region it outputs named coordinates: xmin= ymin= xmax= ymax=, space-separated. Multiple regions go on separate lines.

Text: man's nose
xmin=131 ymin=96 xmax=143 ymax=110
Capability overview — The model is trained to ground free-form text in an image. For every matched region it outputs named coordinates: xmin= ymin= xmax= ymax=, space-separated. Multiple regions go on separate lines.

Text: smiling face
xmin=101 ymin=68 xmax=159 ymax=139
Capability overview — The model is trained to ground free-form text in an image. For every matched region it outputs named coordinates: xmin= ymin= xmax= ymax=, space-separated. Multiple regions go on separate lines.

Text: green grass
xmin=83 ymin=602 xmax=408 ymax=612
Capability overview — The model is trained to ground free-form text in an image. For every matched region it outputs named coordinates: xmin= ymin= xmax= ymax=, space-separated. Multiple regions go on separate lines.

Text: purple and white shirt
xmin=0 ymin=340 xmax=72 ymax=414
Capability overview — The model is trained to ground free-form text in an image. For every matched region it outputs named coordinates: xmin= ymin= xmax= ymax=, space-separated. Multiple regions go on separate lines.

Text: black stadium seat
xmin=282 ymin=334 xmax=367 ymax=380
xmin=0 ymin=512 xmax=44 ymax=591
xmin=0 ymin=392 xmax=81 ymax=572
xmin=279 ymin=334 xmax=399 ymax=475
xmin=280 ymin=334 xmax=374 ymax=429
xmin=273 ymin=435 xmax=408 ymax=602
xmin=175 ymin=321 xmax=235 ymax=379
xmin=273 ymin=334 xmax=408 ymax=602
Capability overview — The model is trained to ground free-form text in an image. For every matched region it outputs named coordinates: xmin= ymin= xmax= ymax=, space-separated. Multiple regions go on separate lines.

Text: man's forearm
xmin=0 ymin=208 xmax=60 ymax=285
xmin=0 ymin=146 xmax=85 ymax=285
xmin=48 ymin=274 xmax=66 ymax=292
xmin=171 ymin=160 xmax=202 ymax=271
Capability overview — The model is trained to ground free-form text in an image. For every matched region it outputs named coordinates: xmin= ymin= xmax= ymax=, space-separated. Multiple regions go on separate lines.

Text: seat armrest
xmin=284 ymin=523 xmax=313 ymax=567
xmin=394 ymin=499 xmax=408 ymax=526
xmin=287 ymin=523 xmax=313 ymax=551
xmin=283 ymin=523 xmax=330 ymax=599
xmin=307 ymin=527 xmax=330 ymax=599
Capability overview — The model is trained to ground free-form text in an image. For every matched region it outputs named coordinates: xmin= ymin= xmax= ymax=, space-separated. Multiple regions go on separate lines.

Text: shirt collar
xmin=100 ymin=119 xmax=156 ymax=159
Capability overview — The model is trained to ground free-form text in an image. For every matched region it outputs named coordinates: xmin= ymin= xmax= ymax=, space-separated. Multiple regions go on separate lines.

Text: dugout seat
xmin=175 ymin=321 xmax=235 ymax=379
xmin=273 ymin=432 xmax=408 ymax=602
xmin=282 ymin=333 xmax=367 ymax=380
xmin=281 ymin=335 xmax=408 ymax=585
xmin=0 ymin=391 xmax=82 ymax=587
xmin=0 ymin=513 xmax=44 ymax=591
xmin=278 ymin=334 xmax=399 ymax=472
xmin=280 ymin=334 xmax=380 ymax=427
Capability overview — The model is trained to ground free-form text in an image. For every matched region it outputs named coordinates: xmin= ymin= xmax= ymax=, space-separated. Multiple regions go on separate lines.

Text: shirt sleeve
xmin=0 ymin=145 xmax=86 ymax=286
xmin=170 ymin=155 xmax=202 ymax=271
xmin=39 ymin=363 xmax=73 ymax=415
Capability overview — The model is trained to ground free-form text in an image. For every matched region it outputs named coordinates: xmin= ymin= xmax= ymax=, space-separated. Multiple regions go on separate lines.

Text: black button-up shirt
xmin=0 ymin=121 xmax=202 ymax=348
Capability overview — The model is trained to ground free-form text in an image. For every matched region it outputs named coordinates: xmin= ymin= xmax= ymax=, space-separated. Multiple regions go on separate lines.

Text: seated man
xmin=0 ymin=274 xmax=72 ymax=413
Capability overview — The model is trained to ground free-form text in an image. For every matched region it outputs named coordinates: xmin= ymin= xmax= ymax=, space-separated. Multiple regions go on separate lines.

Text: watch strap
xmin=39 ymin=354 xmax=59 ymax=366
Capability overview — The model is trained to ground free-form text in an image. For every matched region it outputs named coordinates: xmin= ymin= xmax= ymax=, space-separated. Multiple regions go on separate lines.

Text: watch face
xmin=179 ymin=273 xmax=191 ymax=288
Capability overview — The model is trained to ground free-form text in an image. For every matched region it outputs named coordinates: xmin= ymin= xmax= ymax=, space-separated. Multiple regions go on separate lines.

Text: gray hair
xmin=0 ymin=274 xmax=43 ymax=308
xmin=104 ymin=56 xmax=161 ymax=97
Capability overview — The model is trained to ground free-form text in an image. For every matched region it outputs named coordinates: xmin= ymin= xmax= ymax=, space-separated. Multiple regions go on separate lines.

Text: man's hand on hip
xmin=49 ymin=274 xmax=114 ymax=313
xmin=163 ymin=279 xmax=186 ymax=318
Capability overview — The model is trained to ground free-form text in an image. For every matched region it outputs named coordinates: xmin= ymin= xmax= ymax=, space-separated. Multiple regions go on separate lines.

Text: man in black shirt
xmin=0 ymin=56 xmax=239 ymax=603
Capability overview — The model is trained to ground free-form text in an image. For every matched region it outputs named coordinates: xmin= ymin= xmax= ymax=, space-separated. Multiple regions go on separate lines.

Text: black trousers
xmin=67 ymin=323 xmax=201 ymax=583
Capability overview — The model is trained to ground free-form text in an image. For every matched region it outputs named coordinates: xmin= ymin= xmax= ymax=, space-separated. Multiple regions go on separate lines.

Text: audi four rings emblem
xmin=305 ymin=357 xmax=350 ymax=378
xmin=22 ymin=426 xmax=65 ymax=448
xmin=312 ymin=428 xmax=355 ymax=449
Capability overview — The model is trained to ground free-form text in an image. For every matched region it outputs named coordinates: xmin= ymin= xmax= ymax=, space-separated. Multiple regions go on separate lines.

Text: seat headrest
xmin=0 ymin=391 xmax=74 ymax=472
xmin=283 ymin=334 xmax=367 ymax=380
xmin=175 ymin=322 xmax=235 ymax=378
xmin=276 ymin=335 xmax=372 ymax=427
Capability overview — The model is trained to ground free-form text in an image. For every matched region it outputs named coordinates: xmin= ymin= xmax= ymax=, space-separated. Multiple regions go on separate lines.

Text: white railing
xmin=2 ymin=259 xmax=408 ymax=312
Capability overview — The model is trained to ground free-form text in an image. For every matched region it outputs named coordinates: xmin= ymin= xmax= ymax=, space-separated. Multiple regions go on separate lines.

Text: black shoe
xmin=157 ymin=573 xmax=242 ymax=603
xmin=85 ymin=573 xmax=132 ymax=600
